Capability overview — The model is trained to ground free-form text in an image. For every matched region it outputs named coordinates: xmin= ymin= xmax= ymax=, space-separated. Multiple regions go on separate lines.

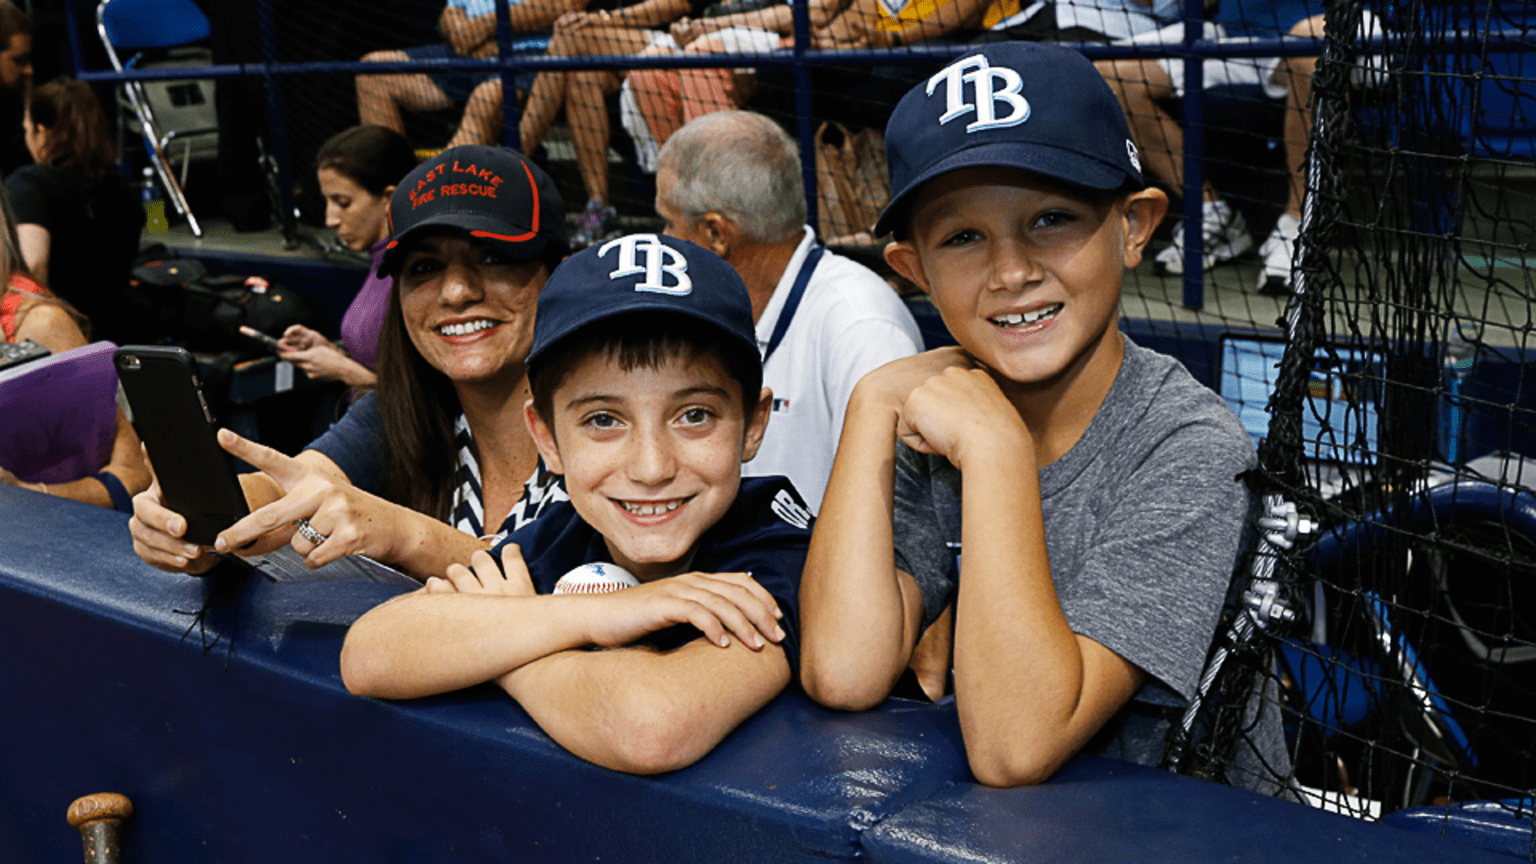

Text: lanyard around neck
xmin=762 ymin=243 xmax=824 ymax=365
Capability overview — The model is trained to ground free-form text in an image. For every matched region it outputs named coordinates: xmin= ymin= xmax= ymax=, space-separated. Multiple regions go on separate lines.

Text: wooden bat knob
xmin=67 ymin=793 xmax=133 ymax=864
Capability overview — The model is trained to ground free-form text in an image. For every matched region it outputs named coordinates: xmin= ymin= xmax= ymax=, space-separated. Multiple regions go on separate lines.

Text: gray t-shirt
xmin=892 ymin=337 xmax=1286 ymax=789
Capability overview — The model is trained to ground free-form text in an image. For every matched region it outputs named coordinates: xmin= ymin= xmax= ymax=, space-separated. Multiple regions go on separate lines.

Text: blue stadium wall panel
xmin=864 ymin=757 xmax=1525 ymax=864
xmin=0 ymin=483 xmax=971 ymax=862
xmin=0 ymin=484 xmax=1518 ymax=862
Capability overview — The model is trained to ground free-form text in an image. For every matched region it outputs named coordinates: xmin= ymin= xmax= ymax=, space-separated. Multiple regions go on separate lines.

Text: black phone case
xmin=114 ymin=346 xmax=250 ymax=545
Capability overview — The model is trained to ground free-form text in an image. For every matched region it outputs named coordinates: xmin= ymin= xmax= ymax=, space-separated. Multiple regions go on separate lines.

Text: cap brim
xmin=873 ymin=141 xmax=1142 ymax=238
xmin=527 ymin=296 xmax=761 ymax=374
xmin=377 ymin=211 xmax=566 ymax=277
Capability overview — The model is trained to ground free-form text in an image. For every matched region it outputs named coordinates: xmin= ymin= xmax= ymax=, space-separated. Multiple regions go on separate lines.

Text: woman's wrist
xmin=340 ymin=358 xmax=377 ymax=388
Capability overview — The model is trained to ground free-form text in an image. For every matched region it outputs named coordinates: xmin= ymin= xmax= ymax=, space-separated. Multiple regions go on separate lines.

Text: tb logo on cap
xmin=599 ymin=233 xmax=692 ymax=296
xmin=927 ymin=54 xmax=1030 ymax=133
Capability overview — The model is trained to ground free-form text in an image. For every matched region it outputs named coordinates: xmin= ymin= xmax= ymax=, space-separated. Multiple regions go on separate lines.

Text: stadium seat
xmin=0 ymin=341 xmax=119 ymax=485
xmin=96 ymin=0 xmax=216 ymax=237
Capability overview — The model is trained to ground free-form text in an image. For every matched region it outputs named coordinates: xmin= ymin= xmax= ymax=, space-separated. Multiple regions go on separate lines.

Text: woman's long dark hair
xmin=376 ymin=281 xmax=462 ymax=522
xmin=28 ymin=78 xmax=115 ymax=179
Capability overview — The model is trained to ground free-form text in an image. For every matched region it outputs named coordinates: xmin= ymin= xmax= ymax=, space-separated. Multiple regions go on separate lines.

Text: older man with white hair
xmin=654 ymin=110 xmax=923 ymax=513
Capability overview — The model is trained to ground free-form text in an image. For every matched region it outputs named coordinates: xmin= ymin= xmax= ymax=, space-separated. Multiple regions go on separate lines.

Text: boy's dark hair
xmin=316 ymin=125 xmax=418 ymax=198
xmin=529 ymin=311 xmax=763 ymax=431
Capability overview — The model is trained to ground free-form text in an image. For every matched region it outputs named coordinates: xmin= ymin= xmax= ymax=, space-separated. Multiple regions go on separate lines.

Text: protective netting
xmin=1162 ymin=0 xmax=1536 ymax=832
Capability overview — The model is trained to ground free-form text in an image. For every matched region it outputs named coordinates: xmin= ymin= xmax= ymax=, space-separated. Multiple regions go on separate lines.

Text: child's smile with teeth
xmin=618 ymin=498 xmax=689 ymax=517
xmin=530 ymin=352 xmax=772 ymax=582
xmin=992 ymin=304 xmax=1063 ymax=328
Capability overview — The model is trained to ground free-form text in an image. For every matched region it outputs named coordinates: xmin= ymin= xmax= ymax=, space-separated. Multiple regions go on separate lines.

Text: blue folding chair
xmin=96 ymin=0 xmax=215 ymax=237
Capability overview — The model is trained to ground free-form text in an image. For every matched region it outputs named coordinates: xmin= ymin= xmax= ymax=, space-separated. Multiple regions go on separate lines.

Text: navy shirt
xmin=495 ymin=476 xmax=814 ymax=674
xmin=309 ymin=391 xmax=389 ymax=495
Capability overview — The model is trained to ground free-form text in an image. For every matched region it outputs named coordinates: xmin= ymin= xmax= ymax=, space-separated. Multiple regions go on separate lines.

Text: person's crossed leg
xmin=1097 ymin=14 xmax=1336 ymax=294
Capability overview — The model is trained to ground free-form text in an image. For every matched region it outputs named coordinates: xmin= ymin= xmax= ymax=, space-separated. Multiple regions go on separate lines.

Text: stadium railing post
xmin=496 ymin=0 xmax=521 ymax=152
xmin=792 ymin=0 xmax=818 ymax=233
xmin=1179 ymin=0 xmax=1206 ymax=310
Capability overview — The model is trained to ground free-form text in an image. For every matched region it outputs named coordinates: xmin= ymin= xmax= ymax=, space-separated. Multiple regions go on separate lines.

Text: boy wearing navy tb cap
xmin=800 ymin=43 xmax=1285 ymax=792
xmin=344 ymin=234 xmax=814 ymax=775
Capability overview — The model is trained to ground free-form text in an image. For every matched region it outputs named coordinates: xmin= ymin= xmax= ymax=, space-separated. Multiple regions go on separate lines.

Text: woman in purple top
xmin=277 ymin=126 xmax=418 ymax=390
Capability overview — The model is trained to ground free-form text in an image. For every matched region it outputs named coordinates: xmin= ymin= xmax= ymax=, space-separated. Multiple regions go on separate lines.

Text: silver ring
xmin=293 ymin=518 xmax=329 ymax=545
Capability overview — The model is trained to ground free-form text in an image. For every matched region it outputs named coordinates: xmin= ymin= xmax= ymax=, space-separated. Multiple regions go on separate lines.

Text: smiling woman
xmin=129 ymin=146 xmax=573 ymax=581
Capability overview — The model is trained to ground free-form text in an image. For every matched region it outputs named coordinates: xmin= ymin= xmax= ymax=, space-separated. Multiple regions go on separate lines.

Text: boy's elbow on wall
xmin=604 ymin=702 xmax=707 ymax=775
xmin=967 ymin=745 xmax=1060 ymax=789
xmin=338 ymin=642 xmax=390 ymax=698
xmin=800 ymin=663 xmax=888 ymax=713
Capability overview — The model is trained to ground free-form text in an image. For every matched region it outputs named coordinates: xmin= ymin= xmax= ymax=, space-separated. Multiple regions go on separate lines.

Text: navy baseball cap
xmin=527 ymin=233 xmax=761 ymax=381
xmin=874 ymin=41 xmax=1145 ymax=238
xmin=379 ymin=145 xmax=568 ymax=276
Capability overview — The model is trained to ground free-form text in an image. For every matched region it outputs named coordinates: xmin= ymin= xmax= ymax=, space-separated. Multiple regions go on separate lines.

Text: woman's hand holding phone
xmin=128 ymin=451 xmax=254 ymax=574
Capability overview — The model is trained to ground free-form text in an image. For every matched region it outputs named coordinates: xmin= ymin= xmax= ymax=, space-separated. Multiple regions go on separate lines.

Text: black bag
xmin=128 ymin=253 xmax=313 ymax=353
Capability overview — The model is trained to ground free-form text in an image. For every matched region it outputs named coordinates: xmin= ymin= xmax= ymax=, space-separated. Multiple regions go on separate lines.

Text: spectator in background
xmin=446 ymin=0 xmax=721 ymax=246
xmin=7 ymin=78 xmax=143 ymax=344
xmin=263 ymin=126 xmax=419 ymax=392
xmin=357 ymin=0 xmax=572 ymax=143
xmin=626 ymin=1 xmax=826 ymax=152
xmin=1097 ymin=12 xmax=1379 ymax=294
xmin=631 ymin=0 xmax=1175 ymax=149
xmin=654 ymin=112 xmax=923 ymax=511
xmin=0 ymin=2 xmax=32 ymax=177
xmin=0 ymin=191 xmax=150 ymax=511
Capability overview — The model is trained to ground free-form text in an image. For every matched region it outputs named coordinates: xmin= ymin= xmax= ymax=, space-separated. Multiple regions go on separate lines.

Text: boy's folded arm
xmin=500 ymin=637 xmax=791 ymax=774
xmin=948 ymin=440 xmax=1146 ymax=788
xmin=340 ymin=592 xmax=598 ymax=700
xmin=799 ymin=378 xmax=926 ymax=711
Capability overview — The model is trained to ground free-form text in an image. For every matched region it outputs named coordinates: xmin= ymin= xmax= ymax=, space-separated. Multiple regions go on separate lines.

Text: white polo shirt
xmin=744 ymin=227 xmax=924 ymax=513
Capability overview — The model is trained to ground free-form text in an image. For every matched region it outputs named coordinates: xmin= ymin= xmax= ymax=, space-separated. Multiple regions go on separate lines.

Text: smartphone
xmin=0 ymin=338 xmax=49 ymax=371
xmin=114 ymin=346 xmax=249 ymax=545
xmin=239 ymin=325 xmax=283 ymax=352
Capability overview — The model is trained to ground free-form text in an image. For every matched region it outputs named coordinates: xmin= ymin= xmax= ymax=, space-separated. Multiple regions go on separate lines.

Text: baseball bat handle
xmin=67 ymin=793 xmax=134 ymax=864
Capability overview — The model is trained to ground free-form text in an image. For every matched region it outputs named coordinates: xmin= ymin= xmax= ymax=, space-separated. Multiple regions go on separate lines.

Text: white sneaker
xmin=1154 ymin=199 xmax=1254 ymax=276
xmin=1257 ymin=213 xmax=1302 ymax=296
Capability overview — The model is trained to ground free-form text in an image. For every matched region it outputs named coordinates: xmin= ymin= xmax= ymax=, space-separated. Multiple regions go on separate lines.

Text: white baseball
xmin=552 ymin=562 xmax=640 ymax=595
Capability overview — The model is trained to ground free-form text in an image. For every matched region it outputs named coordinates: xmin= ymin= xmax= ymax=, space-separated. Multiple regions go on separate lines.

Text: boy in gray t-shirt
xmin=799 ymin=42 xmax=1284 ymax=790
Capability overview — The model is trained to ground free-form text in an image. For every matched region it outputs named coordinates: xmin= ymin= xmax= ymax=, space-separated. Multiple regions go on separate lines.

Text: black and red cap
xmin=378 ymin=145 xmax=568 ymax=276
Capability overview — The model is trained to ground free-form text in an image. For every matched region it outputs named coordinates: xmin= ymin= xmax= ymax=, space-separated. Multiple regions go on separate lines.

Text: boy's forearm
xmin=949 ymin=441 xmax=1142 ymax=787
xmin=501 ymin=639 xmax=790 ymax=774
xmin=341 ymin=593 xmax=595 ymax=699
xmin=799 ymin=387 xmax=920 ymax=710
